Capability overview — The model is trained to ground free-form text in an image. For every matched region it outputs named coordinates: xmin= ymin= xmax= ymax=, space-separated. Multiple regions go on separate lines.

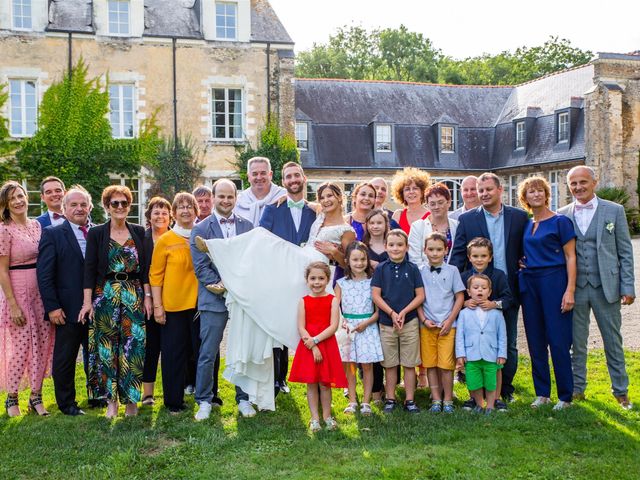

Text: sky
xmin=269 ymin=0 xmax=640 ymax=58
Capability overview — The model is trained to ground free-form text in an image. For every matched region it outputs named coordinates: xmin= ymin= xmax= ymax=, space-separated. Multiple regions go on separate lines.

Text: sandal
xmin=343 ymin=402 xmax=357 ymax=414
xmin=28 ymin=393 xmax=49 ymax=416
xmin=309 ymin=419 xmax=321 ymax=433
xmin=324 ymin=416 xmax=338 ymax=431
xmin=5 ymin=393 xmax=20 ymax=417
xmin=360 ymin=403 xmax=372 ymax=416
xmin=141 ymin=395 xmax=155 ymax=406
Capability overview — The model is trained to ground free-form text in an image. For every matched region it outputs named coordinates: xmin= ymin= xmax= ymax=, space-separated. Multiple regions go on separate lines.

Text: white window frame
xmin=557 ymin=112 xmax=569 ymax=143
xmin=515 ymin=121 xmax=525 ymax=150
xmin=109 ymin=176 xmax=142 ymax=224
xmin=441 ymin=126 xmax=455 ymax=153
xmin=509 ymin=175 xmax=518 ymax=207
xmin=211 ymin=87 xmax=244 ymax=140
xmin=376 ymin=124 xmax=392 ymax=152
xmin=549 ymin=171 xmax=559 ymax=211
xmin=12 ymin=0 xmax=32 ymax=30
xmin=295 ymin=122 xmax=308 ymax=151
xmin=109 ymin=84 xmax=136 ymax=139
xmin=215 ymin=1 xmax=238 ymax=40
xmin=108 ymin=0 xmax=130 ymax=36
xmin=9 ymin=78 xmax=37 ymax=138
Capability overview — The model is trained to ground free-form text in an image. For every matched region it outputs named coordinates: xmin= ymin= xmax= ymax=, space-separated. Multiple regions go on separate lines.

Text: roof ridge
xmin=295 ymin=77 xmax=514 ymax=89
xmin=513 ymin=62 xmax=593 ymax=87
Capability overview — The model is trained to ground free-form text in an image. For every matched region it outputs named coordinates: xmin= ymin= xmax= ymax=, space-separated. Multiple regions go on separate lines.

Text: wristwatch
xmin=495 ymin=300 xmax=503 ymax=310
xmin=312 ymin=337 xmax=320 ymax=345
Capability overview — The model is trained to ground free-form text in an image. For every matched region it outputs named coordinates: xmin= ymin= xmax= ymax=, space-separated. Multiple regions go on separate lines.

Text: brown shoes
xmin=615 ymin=394 xmax=633 ymax=410
xmin=195 ymin=235 xmax=209 ymax=253
xmin=205 ymin=283 xmax=226 ymax=295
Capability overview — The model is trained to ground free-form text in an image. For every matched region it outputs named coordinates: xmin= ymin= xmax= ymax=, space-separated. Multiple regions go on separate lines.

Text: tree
xmin=377 ymin=25 xmax=440 ymax=83
xmin=233 ymin=120 xmax=298 ymax=186
xmin=16 ymin=59 xmax=162 ymax=220
xmin=148 ymin=134 xmax=205 ymax=200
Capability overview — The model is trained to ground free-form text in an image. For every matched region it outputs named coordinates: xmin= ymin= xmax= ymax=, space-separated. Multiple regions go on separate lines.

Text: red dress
xmin=399 ymin=209 xmax=430 ymax=234
xmin=288 ymin=295 xmax=347 ymax=388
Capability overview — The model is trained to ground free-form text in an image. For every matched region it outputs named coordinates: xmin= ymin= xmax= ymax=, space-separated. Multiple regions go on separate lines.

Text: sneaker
xmin=615 ymin=394 xmax=633 ymax=410
xmin=383 ymin=399 xmax=397 ymax=414
xmin=404 ymin=400 xmax=420 ymax=414
xmin=502 ymin=393 xmax=515 ymax=404
xmin=184 ymin=385 xmax=195 ymax=396
xmin=360 ymin=403 xmax=372 ymax=416
xmin=442 ymin=401 xmax=455 ymax=414
xmin=238 ymin=400 xmax=256 ymax=418
xmin=462 ymin=398 xmax=477 ymax=411
xmin=495 ymin=399 xmax=508 ymax=412
xmin=553 ymin=400 xmax=572 ymax=411
xmin=429 ymin=401 xmax=442 ymax=413
xmin=194 ymin=401 xmax=212 ymax=421
xmin=343 ymin=402 xmax=358 ymax=414
xmin=324 ymin=416 xmax=338 ymax=431
xmin=472 ymin=405 xmax=484 ymax=414
xmin=530 ymin=396 xmax=551 ymax=408
xmin=309 ymin=419 xmax=321 ymax=433
xmin=279 ymin=382 xmax=291 ymax=394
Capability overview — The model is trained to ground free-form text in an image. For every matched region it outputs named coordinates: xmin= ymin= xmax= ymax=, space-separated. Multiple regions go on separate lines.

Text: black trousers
xmin=273 ymin=347 xmax=289 ymax=384
xmin=52 ymin=322 xmax=89 ymax=410
xmin=188 ymin=314 xmax=220 ymax=396
xmin=142 ymin=315 xmax=162 ymax=383
xmin=161 ymin=309 xmax=197 ymax=409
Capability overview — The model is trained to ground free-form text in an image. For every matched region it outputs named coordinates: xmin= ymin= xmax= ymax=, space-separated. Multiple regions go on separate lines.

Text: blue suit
xmin=259 ymin=200 xmax=316 ymax=391
xmin=455 ymin=308 xmax=507 ymax=363
xmin=36 ymin=212 xmax=52 ymax=228
xmin=449 ymin=205 xmax=528 ymax=399
xmin=36 ymin=220 xmax=89 ymax=411
xmin=190 ymin=213 xmax=253 ymax=405
xmin=260 ymin=201 xmax=316 ymax=247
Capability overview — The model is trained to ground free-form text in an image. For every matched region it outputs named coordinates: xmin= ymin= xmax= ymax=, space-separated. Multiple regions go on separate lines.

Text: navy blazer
xmin=83 ymin=220 xmax=148 ymax=290
xmin=36 ymin=221 xmax=85 ymax=323
xmin=36 ymin=212 xmax=51 ymax=228
xmin=449 ymin=205 xmax=529 ymax=302
xmin=460 ymin=265 xmax=515 ymax=312
xmin=190 ymin=213 xmax=253 ymax=313
xmin=260 ymin=200 xmax=316 ymax=246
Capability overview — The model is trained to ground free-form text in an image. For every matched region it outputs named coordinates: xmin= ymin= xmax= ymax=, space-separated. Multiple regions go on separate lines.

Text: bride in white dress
xmin=199 ymin=182 xmax=355 ymax=410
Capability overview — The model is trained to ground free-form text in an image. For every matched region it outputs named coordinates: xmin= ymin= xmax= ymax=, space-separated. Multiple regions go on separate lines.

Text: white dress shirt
xmin=474 ymin=307 xmax=488 ymax=330
xmin=69 ymin=222 xmax=88 ymax=257
xmin=49 ymin=211 xmax=66 ymax=227
xmin=574 ymin=196 xmax=598 ymax=235
xmin=287 ymin=197 xmax=303 ymax=231
xmin=213 ymin=211 xmax=237 ymax=238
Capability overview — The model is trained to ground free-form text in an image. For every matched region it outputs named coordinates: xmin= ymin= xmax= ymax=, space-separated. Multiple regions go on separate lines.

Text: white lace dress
xmin=201 ymin=214 xmax=354 ymax=410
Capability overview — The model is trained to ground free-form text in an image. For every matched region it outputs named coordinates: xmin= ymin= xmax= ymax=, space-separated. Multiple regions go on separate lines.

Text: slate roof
xmin=45 ymin=0 xmax=293 ymax=43
xmin=296 ymin=67 xmax=592 ymax=171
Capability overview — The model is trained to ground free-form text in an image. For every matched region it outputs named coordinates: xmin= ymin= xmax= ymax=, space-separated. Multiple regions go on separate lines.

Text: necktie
xmin=79 ymin=225 xmax=88 ymax=239
xmin=287 ymin=199 xmax=305 ymax=209
xmin=220 ymin=217 xmax=235 ymax=224
xmin=430 ymin=266 xmax=442 ymax=274
xmin=575 ymin=203 xmax=594 ymax=211
xmin=53 ymin=212 xmax=65 ymax=220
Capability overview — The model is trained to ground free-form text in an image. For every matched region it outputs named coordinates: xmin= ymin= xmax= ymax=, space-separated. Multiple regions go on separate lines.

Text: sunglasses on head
xmin=110 ymin=200 xmax=130 ymax=208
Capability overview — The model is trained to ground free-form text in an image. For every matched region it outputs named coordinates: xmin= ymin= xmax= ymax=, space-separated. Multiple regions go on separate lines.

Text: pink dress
xmin=0 ymin=220 xmax=54 ymax=393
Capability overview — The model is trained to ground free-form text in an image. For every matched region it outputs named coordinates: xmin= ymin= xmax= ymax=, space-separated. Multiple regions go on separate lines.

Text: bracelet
xmin=145 ymin=293 xmax=152 ymax=297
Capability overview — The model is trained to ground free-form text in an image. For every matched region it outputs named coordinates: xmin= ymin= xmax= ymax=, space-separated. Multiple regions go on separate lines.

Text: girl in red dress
xmin=289 ymin=261 xmax=347 ymax=432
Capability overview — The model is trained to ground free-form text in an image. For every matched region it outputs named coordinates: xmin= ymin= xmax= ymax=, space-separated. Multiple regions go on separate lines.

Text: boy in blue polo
xmin=371 ymin=229 xmax=425 ymax=414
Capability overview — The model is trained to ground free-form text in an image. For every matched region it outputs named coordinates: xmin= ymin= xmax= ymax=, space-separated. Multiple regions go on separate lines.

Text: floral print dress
xmin=88 ymin=237 xmax=145 ymax=403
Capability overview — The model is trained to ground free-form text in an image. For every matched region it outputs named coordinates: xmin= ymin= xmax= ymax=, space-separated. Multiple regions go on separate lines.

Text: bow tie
xmin=287 ymin=199 xmax=305 ymax=209
xmin=53 ymin=212 xmax=65 ymax=220
xmin=430 ymin=266 xmax=442 ymax=274
xmin=575 ymin=203 xmax=594 ymax=211
xmin=219 ymin=217 xmax=235 ymax=224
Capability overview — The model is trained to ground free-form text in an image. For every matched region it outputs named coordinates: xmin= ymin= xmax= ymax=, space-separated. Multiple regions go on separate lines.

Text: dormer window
xmin=441 ymin=126 xmax=455 ymax=153
xmin=557 ymin=112 xmax=569 ymax=143
xmin=216 ymin=1 xmax=238 ymax=40
xmin=12 ymin=0 xmax=32 ymax=30
xmin=376 ymin=124 xmax=392 ymax=152
xmin=108 ymin=0 xmax=130 ymax=36
xmin=295 ymin=122 xmax=308 ymax=150
xmin=515 ymin=121 xmax=525 ymax=149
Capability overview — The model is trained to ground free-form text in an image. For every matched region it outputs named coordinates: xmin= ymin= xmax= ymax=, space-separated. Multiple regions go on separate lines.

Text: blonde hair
xmin=518 ymin=176 xmax=551 ymax=212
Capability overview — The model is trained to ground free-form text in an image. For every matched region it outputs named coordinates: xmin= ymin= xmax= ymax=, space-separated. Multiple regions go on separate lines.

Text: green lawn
xmin=1 ymin=351 xmax=639 ymax=480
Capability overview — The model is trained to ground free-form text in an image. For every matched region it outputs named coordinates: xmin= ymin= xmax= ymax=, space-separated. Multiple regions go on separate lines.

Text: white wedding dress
xmin=202 ymin=214 xmax=354 ymax=411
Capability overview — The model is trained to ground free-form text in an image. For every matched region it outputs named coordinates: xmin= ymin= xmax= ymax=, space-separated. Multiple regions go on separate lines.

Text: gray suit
xmin=558 ymin=197 xmax=635 ymax=396
xmin=190 ymin=213 xmax=253 ymax=404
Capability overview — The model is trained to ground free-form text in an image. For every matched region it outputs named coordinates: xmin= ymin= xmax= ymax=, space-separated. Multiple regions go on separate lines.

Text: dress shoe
xmin=205 ymin=283 xmax=226 ymax=295
xmin=615 ymin=394 xmax=633 ymax=410
xmin=211 ymin=396 xmax=224 ymax=407
xmin=279 ymin=382 xmax=290 ymax=394
xmin=195 ymin=236 xmax=209 ymax=253
xmin=61 ymin=405 xmax=86 ymax=416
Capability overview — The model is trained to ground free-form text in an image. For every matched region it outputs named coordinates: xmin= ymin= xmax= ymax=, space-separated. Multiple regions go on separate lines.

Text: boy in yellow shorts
xmin=417 ymin=232 xmax=465 ymax=413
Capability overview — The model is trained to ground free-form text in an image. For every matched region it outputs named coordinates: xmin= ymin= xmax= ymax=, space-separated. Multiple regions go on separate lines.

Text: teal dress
xmin=88 ymin=237 xmax=146 ymax=403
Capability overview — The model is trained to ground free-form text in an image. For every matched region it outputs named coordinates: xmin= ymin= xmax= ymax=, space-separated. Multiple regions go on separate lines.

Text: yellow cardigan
xmin=149 ymin=230 xmax=198 ymax=312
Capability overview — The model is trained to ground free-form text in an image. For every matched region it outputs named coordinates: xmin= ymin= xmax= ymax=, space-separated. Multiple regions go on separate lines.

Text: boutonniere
xmin=605 ymin=222 xmax=615 ymax=234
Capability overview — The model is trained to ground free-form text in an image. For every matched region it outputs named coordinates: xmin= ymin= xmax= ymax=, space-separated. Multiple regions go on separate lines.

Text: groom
xmin=260 ymin=162 xmax=316 ymax=395
xmin=191 ymin=178 xmax=256 ymax=420
xmin=235 ymin=156 xmax=286 ymax=226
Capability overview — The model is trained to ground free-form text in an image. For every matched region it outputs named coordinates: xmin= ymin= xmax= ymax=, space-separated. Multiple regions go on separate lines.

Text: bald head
xmin=370 ymin=177 xmax=388 ymax=208
xmin=567 ymin=165 xmax=596 ymax=180
xmin=460 ymin=175 xmax=480 ymax=209
xmin=567 ymin=165 xmax=598 ymax=204
xmin=212 ymin=178 xmax=237 ymax=217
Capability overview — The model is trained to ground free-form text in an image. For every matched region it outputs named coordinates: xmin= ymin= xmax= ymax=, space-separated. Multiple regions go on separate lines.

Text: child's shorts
xmin=419 ymin=326 xmax=456 ymax=370
xmin=465 ymin=359 xmax=500 ymax=391
xmin=379 ymin=320 xmax=421 ymax=368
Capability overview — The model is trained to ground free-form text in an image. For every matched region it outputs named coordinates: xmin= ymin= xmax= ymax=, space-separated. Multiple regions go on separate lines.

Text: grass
xmin=1 ymin=351 xmax=639 ymax=480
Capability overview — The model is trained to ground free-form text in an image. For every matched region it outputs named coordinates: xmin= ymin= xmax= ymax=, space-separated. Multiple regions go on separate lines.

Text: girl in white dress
xmin=335 ymin=242 xmax=384 ymax=416
xmin=197 ymin=182 xmax=355 ymax=411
